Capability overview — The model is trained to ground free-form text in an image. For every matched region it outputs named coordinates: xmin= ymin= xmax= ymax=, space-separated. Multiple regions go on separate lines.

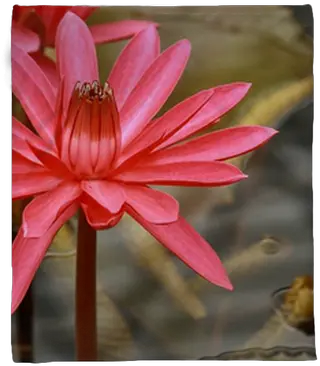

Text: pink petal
xmin=123 ymin=185 xmax=179 ymax=224
xmin=114 ymin=161 xmax=247 ymax=187
xmin=12 ymin=117 xmax=52 ymax=163
xmin=119 ymin=89 xmax=213 ymax=165
xmin=90 ymin=20 xmax=158 ymax=45
xmin=28 ymin=143 xmax=74 ymax=179
xmin=12 ymin=150 xmax=45 ymax=174
xmin=31 ymin=52 xmax=59 ymax=90
xmin=12 ymin=172 xmax=64 ymax=200
xmin=128 ymin=209 xmax=233 ymax=290
xmin=11 ymin=21 xmax=40 ymax=53
xmin=32 ymin=6 xmax=95 ymax=46
xmin=81 ymin=194 xmax=123 ymax=230
xmin=12 ymin=45 xmax=56 ymax=147
xmin=22 ymin=181 xmax=81 ymax=238
xmin=157 ymin=82 xmax=252 ymax=150
xmin=56 ymin=11 xmax=99 ymax=110
xmin=145 ymin=126 xmax=278 ymax=166
xmin=81 ymin=180 xmax=125 ymax=214
xmin=120 ymin=40 xmax=191 ymax=148
xmin=12 ymin=117 xmax=48 ymax=150
xmin=12 ymin=202 xmax=78 ymax=313
xmin=108 ymin=25 xmax=160 ymax=110
xmin=12 ymin=135 xmax=41 ymax=164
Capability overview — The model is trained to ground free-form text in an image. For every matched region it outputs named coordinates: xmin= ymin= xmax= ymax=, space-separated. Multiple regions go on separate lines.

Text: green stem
xmin=76 ymin=210 xmax=97 ymax=361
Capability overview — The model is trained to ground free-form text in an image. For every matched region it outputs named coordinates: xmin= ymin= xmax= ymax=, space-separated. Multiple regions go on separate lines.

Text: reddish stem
xmin=75 ymin=210 xmax=97 ymax=361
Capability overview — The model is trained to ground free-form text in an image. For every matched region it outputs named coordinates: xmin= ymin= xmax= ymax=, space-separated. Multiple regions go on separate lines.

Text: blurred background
xmin=12 ymin=5 xmax=314 ymax=361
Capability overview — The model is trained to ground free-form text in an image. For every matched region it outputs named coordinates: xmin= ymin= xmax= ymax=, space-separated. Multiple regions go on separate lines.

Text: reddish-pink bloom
xmin=12 ymin=5 xmax=156 ymax=88
xmin=12 ymin=12 xmax=277 ymax=314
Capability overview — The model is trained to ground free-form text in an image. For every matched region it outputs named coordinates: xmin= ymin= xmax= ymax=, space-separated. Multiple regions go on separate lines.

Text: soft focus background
xmin=12 ymin=5 xmax=314 ymax=361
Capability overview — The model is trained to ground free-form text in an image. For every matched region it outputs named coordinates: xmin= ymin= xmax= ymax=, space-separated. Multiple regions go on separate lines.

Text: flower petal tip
xmin=178 ymin=39 xmax=192 ymax=51
xmin=223 ymin=280 xmax=234 ymax=291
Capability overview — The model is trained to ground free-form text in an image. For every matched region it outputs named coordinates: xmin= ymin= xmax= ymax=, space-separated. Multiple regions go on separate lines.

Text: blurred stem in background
xmin=76 ymin=210 xmax=97 ymax=361
xmin=11 ymin=200 xmax=33 ymax=364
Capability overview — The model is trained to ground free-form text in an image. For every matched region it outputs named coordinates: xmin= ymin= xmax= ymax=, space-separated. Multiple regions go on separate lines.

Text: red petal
xmin=34 ymin=6 xmax=72 ymax=46
xmin=145 ymin=126 xmax=278 ymax=166
xmin=157 ymin=82 xmax=252 ymax=150
xmin=120 ymin=40 xmax=191 ymax=148
xmin=12 ymin=45 xmax=56 ymax=147
xmin=12 ymin=150 xmax=45 ymax=174
xmin=12 ymin=135 xmax=41 ymax=164
xmin=81 ymin=194 xmax=123 ymax=230
xmin=12 ymin=117 xmax=48 ymax=150
xmin=31 ymin=52 xmax=59 ymax=90
xmin=90 ymin=20 xmax=158 ymax=45
xmin=71 ymin=6 xmax=97 ymax=20
xmin=119 ymin=89 xmax=213 ymax=165
xmin=56 ymin=12 xmax=99 ymax=110
xmin=114 ymin=161 xmax=247 ymax=187
xmin=22 ymin=181 xmax=81 ymax=238
xmin=28 ymin=143 xmax=74 ymax=179
xmin=12 ymin=202 xmax=78 ymax=314
xmin=108 ymin=25 xmax=160 ymax=110
xmin=12 ymin=172 xmax=64 ymax=200
xmin=123 ymin=185 xmax=179 ymax=224
xmin=11 ymin=21 xmax=40 ymax=53
xmin=81 ymin=180 xmax=125 ymax=214
xmin=128 ymin=210 xmax=233 ymax=290
xmin=12 ymin=117 xmax=53 ymax=163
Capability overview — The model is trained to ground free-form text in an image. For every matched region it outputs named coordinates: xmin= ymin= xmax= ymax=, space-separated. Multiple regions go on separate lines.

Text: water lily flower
xmin=12 ymin=5 xmax=156 ymax=87
xmin=12 ymin=12 xmax=277 ymax=314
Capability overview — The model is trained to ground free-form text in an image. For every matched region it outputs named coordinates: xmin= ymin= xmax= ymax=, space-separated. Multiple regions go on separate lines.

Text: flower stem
xmin=76 ymin=210 xmax=97 ymax=361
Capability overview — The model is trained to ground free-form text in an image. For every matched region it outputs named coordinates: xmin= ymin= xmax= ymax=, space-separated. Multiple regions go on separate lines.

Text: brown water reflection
xmin=12 ymin=5 xmax=313 ymax=361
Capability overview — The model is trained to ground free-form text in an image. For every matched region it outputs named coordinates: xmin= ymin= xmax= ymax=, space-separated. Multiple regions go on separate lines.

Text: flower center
xmin=60 ymin=81 xmax=121 ymax=180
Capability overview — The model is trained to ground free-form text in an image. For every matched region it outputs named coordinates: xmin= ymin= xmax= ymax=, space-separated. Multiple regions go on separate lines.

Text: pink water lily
xmin=12 ymin=5 xmax=156 ymax=88
xmin=12 ymin=12 xmax=277 ymax=314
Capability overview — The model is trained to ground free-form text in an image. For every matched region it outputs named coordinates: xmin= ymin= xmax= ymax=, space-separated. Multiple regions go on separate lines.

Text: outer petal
xmin=90 ymin=20 xmax=158 ymax=45
xmin=108 ymin=25 xmax=160 ymax=110
xmin=144 ymin=126 xmax=278 ymax=166
xmin=56 ymin=12 xmax=99 ymax=110
xmin=119 ymin=89 xmax=213 ymax=165
xmin=12 ymin=117 xmax=48 ymax=150
xmin=82 ymin=180 xmax=178 ymax=224
xmin=12 ymin=135 xmax=41 ymax=164
xmin=156 ymin=82 xmax=252 ymax=150
xmin=123 ymin=185 xmax=179 ymax=224
xmin=22 ymin=181 xmax=81 ymax=237
xmin=28 ymin=143 xmax=74 ymax=179
xmin=81 ymin=194 xmax=123 ymax=230
xmin=120 ymin=40 xmax=191 ymax=148
xmin=12 ymin=45 xmax=56 ymax=146
xmin=81 ymin=181 xmax=126 ymax=214
xmin=114 ymin=161 xmax=247 ymax=187
xmin=128 ymin=209 xmax=233 ymax=290
xmin=31 ymin=52 xmax=59 ymax=90
xmin=12 ymin=150 xmax=45 ymax=174
xmin=11 ymin=21 xmax=40 ymax=53
xmin=12 ymin=172 xmax=64 ymax=200
xmin=32 ymin=6 xmax=94 ymax=47
xmin=12 ymin=117 xmax=52 ymax=163
xmin=12 ymin=202 xmax=78 ymax=314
